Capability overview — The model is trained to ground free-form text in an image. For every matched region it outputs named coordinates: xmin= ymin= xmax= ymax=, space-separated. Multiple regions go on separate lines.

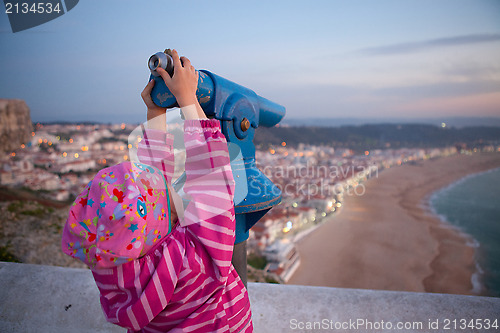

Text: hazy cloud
xmin=441 ymin=63 xmax=500 ymax=81
xmin=374 ymin=79 xmax=500 ymax=99
xmin=359 ymin=33 xmax=500 ymax=55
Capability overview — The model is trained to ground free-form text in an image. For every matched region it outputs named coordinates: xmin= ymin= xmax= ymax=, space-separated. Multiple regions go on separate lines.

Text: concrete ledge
xmin=0 ymin=262 xmax=119 ymax=333
xmin=1 ymin=261 xmax=499 ymax=332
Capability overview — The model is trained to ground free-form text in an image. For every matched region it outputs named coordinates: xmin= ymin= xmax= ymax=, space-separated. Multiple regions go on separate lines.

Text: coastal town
xmin=2 ymin=120 xmax=498 ymax=283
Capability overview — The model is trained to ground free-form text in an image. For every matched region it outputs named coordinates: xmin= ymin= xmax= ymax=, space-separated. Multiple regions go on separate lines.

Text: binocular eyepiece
xmin=147 ymin=50 xmax=286 ymax=130
xmin=148 ymin=52 xmax=174 ymax=77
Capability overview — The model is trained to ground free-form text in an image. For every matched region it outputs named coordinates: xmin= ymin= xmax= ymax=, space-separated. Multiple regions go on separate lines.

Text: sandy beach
xmin=288 ymin=152 xmax=500 ymax=295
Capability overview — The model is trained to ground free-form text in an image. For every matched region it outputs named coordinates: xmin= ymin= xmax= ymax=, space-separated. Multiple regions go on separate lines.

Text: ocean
xmin=430 ymin=167 xmax=500 ymax=297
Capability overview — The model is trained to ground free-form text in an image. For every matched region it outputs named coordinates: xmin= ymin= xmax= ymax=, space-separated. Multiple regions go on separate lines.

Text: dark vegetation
xmin=254 ymin=124 xmax=500 ymax=151
xmin=247 ymin=253 xmax=268 ymax=270
xmin=0 ymin=243 xmax=20 ymax=263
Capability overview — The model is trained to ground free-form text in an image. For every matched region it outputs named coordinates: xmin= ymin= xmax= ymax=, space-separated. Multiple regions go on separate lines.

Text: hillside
xmin=254 ymin=124 xmax=500 ymax=151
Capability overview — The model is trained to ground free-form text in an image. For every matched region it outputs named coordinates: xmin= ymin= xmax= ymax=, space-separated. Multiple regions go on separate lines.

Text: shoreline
xmin=423 ymin=167 xmax=500 ymax=295
xmin=422 ymin=166 xmax=500 ymax=296
xmin=287 ymin=152 xmax=500 ymax=295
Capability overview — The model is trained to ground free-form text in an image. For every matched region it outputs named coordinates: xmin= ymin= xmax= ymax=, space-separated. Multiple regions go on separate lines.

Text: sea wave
xmin=429 ymin=167 xmax=500 ymax=205
xmin=409 ymin=181 xmax=485 ymax=295
xmin=428 ymin=167 xmax=500 ymax=296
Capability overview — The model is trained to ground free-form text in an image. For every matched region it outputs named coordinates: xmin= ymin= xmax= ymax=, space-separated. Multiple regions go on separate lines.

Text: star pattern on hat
xmin=128 ymin=223 xmax=139 ymax=232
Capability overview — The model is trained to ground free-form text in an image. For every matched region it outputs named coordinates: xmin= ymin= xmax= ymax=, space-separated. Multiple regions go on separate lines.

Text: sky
xmin=1 ymin=0 xmax=500 ymax=124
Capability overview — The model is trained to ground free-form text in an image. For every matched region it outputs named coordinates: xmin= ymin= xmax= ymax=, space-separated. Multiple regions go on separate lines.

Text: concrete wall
xmin=1 ymin=261 xmax=499 ymax=332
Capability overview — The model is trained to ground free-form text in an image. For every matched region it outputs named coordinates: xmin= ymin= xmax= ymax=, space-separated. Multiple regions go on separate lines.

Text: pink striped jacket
xmin=92 ymin=119 xmax=253 ymax=332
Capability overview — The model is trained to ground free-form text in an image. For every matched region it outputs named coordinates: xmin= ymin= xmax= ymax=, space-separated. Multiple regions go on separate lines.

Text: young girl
xmin=62 ymin=50 xmax=253 ymax=332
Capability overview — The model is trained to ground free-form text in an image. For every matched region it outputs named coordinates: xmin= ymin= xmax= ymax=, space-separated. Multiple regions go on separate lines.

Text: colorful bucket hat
xmin=62 ymin=161 xmax=171 ymax=269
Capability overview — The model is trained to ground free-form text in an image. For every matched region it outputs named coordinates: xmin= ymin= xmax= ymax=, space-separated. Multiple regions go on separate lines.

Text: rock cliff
xmin=0 ymin=99 xmax=33 ymax=152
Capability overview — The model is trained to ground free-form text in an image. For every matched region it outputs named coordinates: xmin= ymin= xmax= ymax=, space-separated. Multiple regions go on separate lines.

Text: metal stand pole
xmin=231 ymin=240 xmax=247 ymax=287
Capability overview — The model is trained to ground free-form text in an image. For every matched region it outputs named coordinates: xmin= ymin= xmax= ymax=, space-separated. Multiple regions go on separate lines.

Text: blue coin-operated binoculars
xmin=148 ymin=50 xmax=285 ymax=285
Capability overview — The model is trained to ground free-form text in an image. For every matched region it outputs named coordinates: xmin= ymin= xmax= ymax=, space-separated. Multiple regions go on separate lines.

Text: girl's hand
xmin=142 ymin=79 xmax=167 ymax=128
xmin=141 ymin=79 xmax=166 ymax=114
xmin=156 ymin=49 xmax=199 ymax=108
